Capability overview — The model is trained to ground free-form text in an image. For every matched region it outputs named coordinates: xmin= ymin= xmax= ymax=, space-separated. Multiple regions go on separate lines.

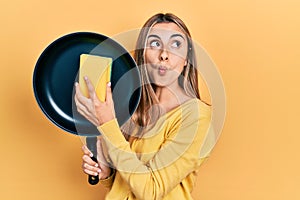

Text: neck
xmin=155 ymin=82 xmax=189 ymax=112
xmin=155 ymin=87 xmax=176 ymax=104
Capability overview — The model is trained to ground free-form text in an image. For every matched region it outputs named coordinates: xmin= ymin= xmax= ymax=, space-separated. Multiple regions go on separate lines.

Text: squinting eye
xmin=150 ymin=41 xmax=160 ymax=48
xmin=171 ymin=41 xmax=181 ymax=48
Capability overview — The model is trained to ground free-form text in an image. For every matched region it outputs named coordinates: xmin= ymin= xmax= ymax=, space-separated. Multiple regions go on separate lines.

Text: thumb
xmin=105 ymin=82 xmax=113 ymax=103
xmin=96 ymin=137 xmax=107 ymax=165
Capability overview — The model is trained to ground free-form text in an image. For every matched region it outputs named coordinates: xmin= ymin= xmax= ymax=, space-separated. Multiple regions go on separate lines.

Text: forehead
xmin=148 ymin=22 xmax=186 ymax=38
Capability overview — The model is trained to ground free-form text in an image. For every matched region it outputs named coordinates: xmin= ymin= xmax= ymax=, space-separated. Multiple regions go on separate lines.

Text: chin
xmin=153 ymin=80 xmax=171 ymax=87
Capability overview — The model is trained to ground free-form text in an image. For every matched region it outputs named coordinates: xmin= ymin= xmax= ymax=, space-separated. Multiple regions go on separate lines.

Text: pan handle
xmin=86 ymin=137 xmax=99 ymax=185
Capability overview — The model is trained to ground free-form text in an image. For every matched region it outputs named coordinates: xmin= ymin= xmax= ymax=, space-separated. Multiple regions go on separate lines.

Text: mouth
xmin=158 ymin=65 xmax=168 ymax=75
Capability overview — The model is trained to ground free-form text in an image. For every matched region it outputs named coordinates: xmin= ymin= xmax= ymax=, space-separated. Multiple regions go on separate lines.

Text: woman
xmin=75 ymin=13 xmax=211 ymax=200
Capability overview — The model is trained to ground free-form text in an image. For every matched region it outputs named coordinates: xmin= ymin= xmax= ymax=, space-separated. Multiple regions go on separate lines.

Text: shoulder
xmin=181 ymin=98 xmax=211 ymax=120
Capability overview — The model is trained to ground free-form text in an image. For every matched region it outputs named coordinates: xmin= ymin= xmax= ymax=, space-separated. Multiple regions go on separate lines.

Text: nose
xmin=160 ymin=49 xmax=169 ymax=61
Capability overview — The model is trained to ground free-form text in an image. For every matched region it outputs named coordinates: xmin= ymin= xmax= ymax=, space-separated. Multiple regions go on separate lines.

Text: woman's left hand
xmin=74 ymin=76 xmax=116 ymax=126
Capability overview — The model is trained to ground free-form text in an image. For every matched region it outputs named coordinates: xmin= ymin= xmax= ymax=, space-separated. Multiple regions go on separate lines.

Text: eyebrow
xmin=170 ymin=34 xmax=186 ymax=40
xmin=147 ymin=34 xmax=186 ymax=40
xmin=147 ymin=34 xmax=161 ymax=39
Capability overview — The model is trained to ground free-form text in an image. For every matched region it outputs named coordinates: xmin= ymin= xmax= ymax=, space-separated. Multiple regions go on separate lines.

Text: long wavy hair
xmin=122 ymin=13 xmax=201 ymax=138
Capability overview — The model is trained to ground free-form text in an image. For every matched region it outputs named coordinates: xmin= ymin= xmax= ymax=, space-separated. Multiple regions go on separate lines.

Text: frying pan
xmin=33 ymin=32 xmax=141 ymax=184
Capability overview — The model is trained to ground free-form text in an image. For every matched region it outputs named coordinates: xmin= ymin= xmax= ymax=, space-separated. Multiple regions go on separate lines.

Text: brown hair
xmin=123 ymin=13 xmax=201 ymax=137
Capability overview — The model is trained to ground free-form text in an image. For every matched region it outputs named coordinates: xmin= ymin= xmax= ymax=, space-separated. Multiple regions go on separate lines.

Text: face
xmin=144 ymin=22 xmax=188 ymax=87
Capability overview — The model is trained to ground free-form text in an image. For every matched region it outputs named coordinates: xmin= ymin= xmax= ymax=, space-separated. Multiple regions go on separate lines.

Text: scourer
xmin=79 ymin=54 xmax=112 ymax=102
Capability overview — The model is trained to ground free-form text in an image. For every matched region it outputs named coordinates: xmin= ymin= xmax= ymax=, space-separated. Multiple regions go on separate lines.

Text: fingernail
xmin=84 ymin=76 xmax=88 ymax=80
xmin=97 ymin=169 xmax=102 ymax=173
xmin=90 ymin=153 xmax=93 ymax=157
xmin=95 ymin=163 xmax=98 ymax=167
xmin=94 ymin=172 xmax=98 ymax=176
xmin=107 ymin=82 xmax=111 ymax=87
xmin=74 ymin=82 xmax=78 ymax=86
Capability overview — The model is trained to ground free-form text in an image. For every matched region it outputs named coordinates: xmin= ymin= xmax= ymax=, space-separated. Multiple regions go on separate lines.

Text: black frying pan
xmin=33 ymin=32 xmax=141 ymax=184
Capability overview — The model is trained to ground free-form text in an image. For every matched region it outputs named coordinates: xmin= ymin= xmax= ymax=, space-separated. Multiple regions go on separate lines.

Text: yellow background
xmin=1 ymin=0 xmax=299 ymax=199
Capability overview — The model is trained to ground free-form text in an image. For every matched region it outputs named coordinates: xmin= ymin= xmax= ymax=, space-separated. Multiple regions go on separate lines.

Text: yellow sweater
xmin=97 ymin=98 xmax=211 ymax=200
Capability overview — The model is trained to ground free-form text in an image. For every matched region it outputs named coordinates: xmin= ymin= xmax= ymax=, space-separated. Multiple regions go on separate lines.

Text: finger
xmin=82 ymin=155 xmax=98 ymax=167
xmin=74 ymin=97 xmax=90 ymax=115
xmin=75 ymin=82 xmax=86 ymax=101
xmin=83 ymin=168 xmax=100 ymax=176
xmin=75 ymin=94 xmax=100 ymax=126
xmin=75 ymin=83 xmax=92 ymax=112
xmin=105 ymin=82 xmax=113 ymax=103
xmin=74 ymin=83 xmax=90 ymax=111
xmin=82 ymin=145 xmax=93 ymax=157
xmin=84 ymin=76 xmax=97 ymax=101
xmin=74 ymin=82 xmax=81 ymax=94
xmin=82 ymin=162 xmax=102 ymax=174
xmin=75 ymin=81 xmax=101 ymax=126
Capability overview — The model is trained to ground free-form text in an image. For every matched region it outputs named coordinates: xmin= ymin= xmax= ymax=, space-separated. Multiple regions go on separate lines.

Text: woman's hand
xmin=74 ymin=76 xmax=115 ymax=126
xmin=82 ymin=138 xmax=112 ymax=180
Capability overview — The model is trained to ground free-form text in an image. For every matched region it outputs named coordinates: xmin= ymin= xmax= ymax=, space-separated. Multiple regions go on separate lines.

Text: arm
xmin=98 ymin=103 xmax=211 ymax=200
xmin=75 ymin=77 xmax=116 ymax=188
xmin=74 ymin=78 xmax=211 ymax=198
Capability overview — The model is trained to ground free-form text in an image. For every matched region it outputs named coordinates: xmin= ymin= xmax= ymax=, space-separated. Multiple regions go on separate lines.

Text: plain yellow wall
xmin=1 ymin=0 xmax=300 ymax=199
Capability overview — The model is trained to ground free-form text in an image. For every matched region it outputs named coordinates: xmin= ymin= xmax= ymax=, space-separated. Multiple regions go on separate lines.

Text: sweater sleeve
xmin=97 ymin=136 xmax=116 ymax=189
xmin=97 ymin=102 xmax=211 ymax=200
xmin=98 ymin=168 xmax=116 ymax=188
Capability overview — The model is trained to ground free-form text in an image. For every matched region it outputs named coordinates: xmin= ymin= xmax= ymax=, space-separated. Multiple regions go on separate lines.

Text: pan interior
xmin=33 ymin=32 xmax=141 ymax=136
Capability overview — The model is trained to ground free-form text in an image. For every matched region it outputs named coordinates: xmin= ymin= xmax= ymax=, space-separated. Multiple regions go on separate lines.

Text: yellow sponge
xmin=79 ymin=54 xmax=112 ymax=102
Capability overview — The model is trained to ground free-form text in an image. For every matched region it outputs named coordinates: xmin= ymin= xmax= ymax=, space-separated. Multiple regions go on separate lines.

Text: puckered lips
xmin=157 ymin=65 xmax=168 ymax=76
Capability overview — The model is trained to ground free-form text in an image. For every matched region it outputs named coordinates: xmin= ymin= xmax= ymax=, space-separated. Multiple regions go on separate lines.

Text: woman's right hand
xmin=82 ymin=138 xmax=111 ymax=180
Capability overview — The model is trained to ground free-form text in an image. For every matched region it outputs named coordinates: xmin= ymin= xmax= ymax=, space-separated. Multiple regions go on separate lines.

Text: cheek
xmin=144 ymin=49 xmax=157 ymax=64
xmin=169 ymin=54 xmax=186 ymax=71
xmin=169 ymin=47 xmax=187 ymax=63
xmin=171 ymin=49 xmax=187 ymax=60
